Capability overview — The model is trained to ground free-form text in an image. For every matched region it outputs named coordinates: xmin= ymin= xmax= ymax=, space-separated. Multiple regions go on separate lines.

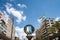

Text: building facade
xmin=0 ymin=12 xmax=9 ymax=40
xmin=0 ymin=11 xmax=15 ymax=40
xmin=36 ymin=18 xmax=58 ymax=40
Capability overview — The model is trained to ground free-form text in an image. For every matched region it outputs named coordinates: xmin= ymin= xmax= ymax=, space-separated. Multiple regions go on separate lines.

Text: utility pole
xmin=11 ymin=15 xmax=14 ymax=40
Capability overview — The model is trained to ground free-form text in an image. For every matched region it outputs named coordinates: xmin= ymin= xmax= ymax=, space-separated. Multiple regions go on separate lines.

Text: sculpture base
xmin=26 ymin=36 xmax=33 ymax=40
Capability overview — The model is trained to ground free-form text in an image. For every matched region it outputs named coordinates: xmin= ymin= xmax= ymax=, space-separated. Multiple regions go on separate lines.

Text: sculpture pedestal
xmin=26 ymin=36 xmax=33 ymax=40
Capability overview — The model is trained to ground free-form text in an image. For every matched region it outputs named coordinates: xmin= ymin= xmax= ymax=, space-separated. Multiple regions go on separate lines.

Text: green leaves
xmin=47 ymin=27 xmax=56 ymax=33
xmin=52 ymin=21 xmax=60 ymax=29
xmin=47 ymin=21 xmax=60 ymax=35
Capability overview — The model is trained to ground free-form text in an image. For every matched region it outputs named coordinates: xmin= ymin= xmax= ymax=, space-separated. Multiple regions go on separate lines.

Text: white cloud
xmin=23 ymin=16 xmax=26 ymax=21
xmin=15 ymin=27 xmax=27 ymax=40
xmin=5 ymin=3 xmax=26 ymax=23
xmin=55 ymin=17 xmax=60 ymax=21
xmin=6 ymin=3 xmax=12 ymax=7
xmin=32 ymin=33 xmax=36 ymax=36
xmin=17 ymin=4 xmax=27 ymax=8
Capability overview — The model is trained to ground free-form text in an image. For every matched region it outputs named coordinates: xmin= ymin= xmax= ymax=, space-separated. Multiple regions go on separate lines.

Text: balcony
xmin=0 ymin=30 xmax=11 ymax=40
xmin=0 ymin=24 xmax=6 ymax=35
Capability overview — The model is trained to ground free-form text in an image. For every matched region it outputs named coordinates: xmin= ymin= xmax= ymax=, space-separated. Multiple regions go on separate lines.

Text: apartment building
xmin=36 ymin=18 xmax=55 ymax=40
xmin=0 ymin=12 xmax=9 ymax=40
xmin=0 ymin=11 xmax=15 ymax=40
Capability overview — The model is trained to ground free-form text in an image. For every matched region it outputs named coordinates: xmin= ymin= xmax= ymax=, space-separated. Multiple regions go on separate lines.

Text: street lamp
xmin=24 ymin=24 xmax=35 ymax=40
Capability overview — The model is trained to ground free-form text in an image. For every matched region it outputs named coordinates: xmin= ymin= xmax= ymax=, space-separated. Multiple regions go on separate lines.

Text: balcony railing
xmin=0 ymin=24 xmax=6 ymax=35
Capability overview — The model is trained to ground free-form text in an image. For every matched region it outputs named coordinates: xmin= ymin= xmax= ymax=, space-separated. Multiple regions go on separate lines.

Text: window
xmin=0 ymin=24 xmax=6 ymax=34
xmin=51 ymin=22 xmax=54 ymax=24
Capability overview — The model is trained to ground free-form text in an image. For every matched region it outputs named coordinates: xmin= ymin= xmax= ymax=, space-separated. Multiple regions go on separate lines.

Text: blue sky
xmin=0 ymin=0 xmax=60 ymax=39
xmin=0 ymin=0 xmax=60 ymax=28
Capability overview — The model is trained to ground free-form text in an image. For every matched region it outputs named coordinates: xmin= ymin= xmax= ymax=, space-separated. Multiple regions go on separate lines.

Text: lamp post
xmin=26 ymin=35 xmax=33 ymax=40
xmin=24 ymin=24 xmax=35 ymax=40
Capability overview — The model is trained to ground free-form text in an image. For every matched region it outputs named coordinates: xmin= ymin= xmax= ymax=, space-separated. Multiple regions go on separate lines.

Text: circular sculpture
xmin=24 ymin=24 xmax=35 ymax=35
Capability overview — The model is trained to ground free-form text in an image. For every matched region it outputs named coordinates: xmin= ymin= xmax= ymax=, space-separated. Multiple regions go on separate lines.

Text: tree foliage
xmin=52 ymin=21 xmax=60 ymax=29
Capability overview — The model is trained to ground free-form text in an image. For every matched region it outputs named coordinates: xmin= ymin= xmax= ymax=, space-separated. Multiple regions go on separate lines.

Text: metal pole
xmin=11 ymin=23 xmax=13 ymax=40
xmin=11 ymin=15 xmax=14 ymax=40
